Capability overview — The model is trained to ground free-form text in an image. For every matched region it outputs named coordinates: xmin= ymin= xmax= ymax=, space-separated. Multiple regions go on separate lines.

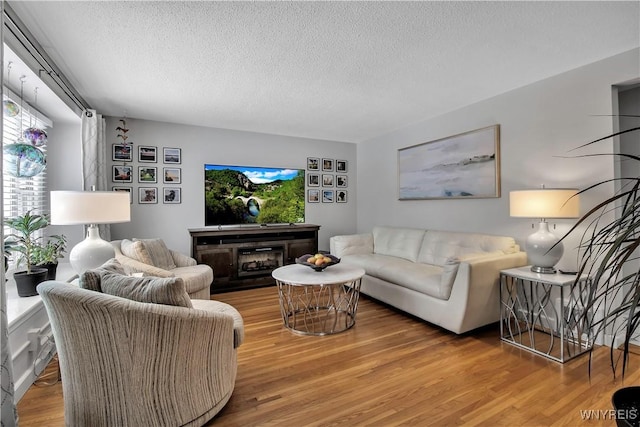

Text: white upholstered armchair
xmin=37 ymin=281 xmax=243 ymax=426
xmin=111 ymin=238 xmax=213 ymax=299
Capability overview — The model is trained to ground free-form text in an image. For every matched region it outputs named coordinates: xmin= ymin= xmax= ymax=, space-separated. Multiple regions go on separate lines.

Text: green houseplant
xmin=559 ymin=117 xmax=640 ymax=426
xmin=31 ymin=234 xmax=67 ymax=280
xmin=4 ymin=210 xmax=64 ymax=296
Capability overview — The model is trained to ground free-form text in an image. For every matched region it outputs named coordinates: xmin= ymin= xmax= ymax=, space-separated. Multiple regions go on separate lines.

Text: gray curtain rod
xmin=3 ymin=3 xmax=91 ymax=116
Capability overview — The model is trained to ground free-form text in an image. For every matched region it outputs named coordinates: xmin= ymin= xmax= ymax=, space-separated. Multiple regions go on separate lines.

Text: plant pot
xmin=612 ymin=386 xmax=640 ymax=427
xmin=13 ymin=268 xmax=48 ymax=297
xmin=37 ymin=262 xmax=58 ymax=280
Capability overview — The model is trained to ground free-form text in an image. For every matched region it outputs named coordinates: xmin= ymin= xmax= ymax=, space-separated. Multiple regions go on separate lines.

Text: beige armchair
xmin=37 ymin=281 xmax=243 ymax=426
xmin=111 ymin=239 xmax=213 ymax=299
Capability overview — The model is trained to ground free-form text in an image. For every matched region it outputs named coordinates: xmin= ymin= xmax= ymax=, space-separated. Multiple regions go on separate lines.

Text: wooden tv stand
xmin=189 ymin=224 xmax=320 ymax=293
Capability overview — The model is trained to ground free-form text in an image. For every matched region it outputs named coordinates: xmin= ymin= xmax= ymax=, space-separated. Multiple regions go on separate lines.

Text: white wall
xmin=357 ymin=48 xmax=640 ymax=272
xmin=106 ymin=119 xmax=357 ymax=254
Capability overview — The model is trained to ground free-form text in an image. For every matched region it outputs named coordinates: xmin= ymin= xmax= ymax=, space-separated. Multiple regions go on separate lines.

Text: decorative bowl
xmin=295 ymin=253 xmax=340 ymax=271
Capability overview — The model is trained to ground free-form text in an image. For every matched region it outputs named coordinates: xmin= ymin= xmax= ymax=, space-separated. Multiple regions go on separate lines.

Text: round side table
xmin=272 ymin=263 xmax=365 ymax=336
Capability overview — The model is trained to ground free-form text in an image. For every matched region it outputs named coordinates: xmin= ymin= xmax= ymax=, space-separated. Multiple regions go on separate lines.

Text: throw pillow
xmin=79 ymin=258 xmax=126 ymax=292
xmin=135 ymin=238 xmax=176 ymax=270
xmin=121 ymin=239 xmax=153 ymax=265
xmin=99 ymin=270 xmax=192 ymax=308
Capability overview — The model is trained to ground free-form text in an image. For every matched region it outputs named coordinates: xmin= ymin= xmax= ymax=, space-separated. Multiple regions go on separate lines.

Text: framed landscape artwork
xmin=398 ymin=125 xmax=500 ymax=200
xmin=164 ymin=147 xmax=181 ymax=164
xmin=163 ymin=167 xmax=181 ymax=184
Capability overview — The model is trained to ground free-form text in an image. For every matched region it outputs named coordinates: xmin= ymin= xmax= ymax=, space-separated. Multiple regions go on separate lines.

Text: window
xmin=2 ymin=87 xmax=52 ymax=264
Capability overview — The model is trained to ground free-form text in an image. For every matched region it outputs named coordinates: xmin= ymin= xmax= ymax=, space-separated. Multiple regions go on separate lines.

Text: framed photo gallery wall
xmin=112 ymin=144 xmax=182 ymax=204
xmin=306 ymin=157 xmax=348 ymax=203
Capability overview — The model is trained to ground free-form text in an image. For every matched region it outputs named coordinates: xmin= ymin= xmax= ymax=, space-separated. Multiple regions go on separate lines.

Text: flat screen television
xmin=204 ymin=164 xmax=305 ymax=226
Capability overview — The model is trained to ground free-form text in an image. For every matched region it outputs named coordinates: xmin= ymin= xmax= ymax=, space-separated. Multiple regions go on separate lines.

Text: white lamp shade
xmin=50 ymin=191 xmax=130 ymax=225
xmin=509 ymin=189 xmax=580 ymax=219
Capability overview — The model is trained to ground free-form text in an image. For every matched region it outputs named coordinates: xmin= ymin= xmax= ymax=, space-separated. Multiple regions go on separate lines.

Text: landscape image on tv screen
xmin=204 ymin=164 xmax=305 ymax=226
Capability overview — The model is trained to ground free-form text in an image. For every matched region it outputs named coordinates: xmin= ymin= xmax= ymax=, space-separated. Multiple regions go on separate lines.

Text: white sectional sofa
xmin=330 ymin=226 xmax=527 ymax=334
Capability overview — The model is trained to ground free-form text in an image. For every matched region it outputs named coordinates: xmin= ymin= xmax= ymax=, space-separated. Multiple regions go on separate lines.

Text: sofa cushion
xmin=99 ymin=271 xmax=193 ymax=308
xmin=330 ymin=233 xmax=374 ymax=257
xmin=135 ymin=238 xmax=177 ymax=270
xmin=342 ymin=254 xmax=456 ymax=300
xmin=120 ymin=239 xmax=153 ymax=265
xmin=372 ymin=226 xmax=425 ymax=262
xmin=418 ymin=230 xmax=518 ymax=266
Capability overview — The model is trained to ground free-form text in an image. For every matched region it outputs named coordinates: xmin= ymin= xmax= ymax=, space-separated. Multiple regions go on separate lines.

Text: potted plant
xmin=32 ymin=235 xmax=67 ymax=280
xmin=4 ymin=210 xmax=53 ymax=296
xmin=560 ymin=117 xmax=640 ymax=426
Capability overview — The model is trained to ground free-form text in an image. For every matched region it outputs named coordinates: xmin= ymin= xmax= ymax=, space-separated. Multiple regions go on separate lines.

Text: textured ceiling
xmin=7 ymin=1 xmax=640 ymax=143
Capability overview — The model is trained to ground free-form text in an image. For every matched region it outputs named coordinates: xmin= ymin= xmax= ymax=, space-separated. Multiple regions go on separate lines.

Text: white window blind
xmin=2 ymin=88 xmax=51 ymax=250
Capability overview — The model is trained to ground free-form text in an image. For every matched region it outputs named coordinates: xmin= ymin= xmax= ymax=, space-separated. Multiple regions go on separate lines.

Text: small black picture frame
xmin=336 ymin=175 xmax=348 ymax=188
xmin=163 ymin=167 xmax=181 ymax=184
xmin=307 ymin=157 xmax=320 ymax=171
xmin=322 ymin=190 xmax=334 ymax=203
xmin=112 ymin=165 xmax=132 ymax=183
xmin=139 ymin=187 xmax=158 ymax=204
xmin=307 ymin=189 xmax=320 ymax=203
xmin=336 ymin=190 xmax=348 ymax=203
xmin=112 ymin=144 xmax=132 ymax=162
xmin=138 ymin=145 xmax=157 ymax=163
xmin=308 ymin=173 xmax=320 ymax=187
xmin=163 ymin=187 xmax=181 ymax=204
xmin=336 ymin=160 xmax=348 ymax=173
xmin=139 ymin=166 xmax=157 ymax=183
xmin=164 ymin=147 xmax=181 ymax=164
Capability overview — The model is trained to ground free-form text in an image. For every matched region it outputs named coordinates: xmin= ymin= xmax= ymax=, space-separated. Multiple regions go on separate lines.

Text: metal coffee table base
xmin=276 ymin=279 xmax=362 ymax=336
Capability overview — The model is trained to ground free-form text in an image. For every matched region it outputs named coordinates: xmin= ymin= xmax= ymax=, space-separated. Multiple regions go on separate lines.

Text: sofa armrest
xmin=449 ymin=251 xmax=528 ymax=332
xmin=191 ymin=299 xmax=244 ymax=348
xmin=330 ymin=233 xmax=374 ymax=258
xmin=114 ymin=254 xmax=175 ymax=278
xmin=170 ymin=250 xmax=197 ymax=267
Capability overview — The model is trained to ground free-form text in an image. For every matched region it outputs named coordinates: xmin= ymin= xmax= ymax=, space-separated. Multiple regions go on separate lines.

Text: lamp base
xmin=525 ymin=221 xmax=563 ymax=275
xmin=530 ymin=265 xmax=557 ymax=274
xmin=69 ymin=225 xmax=115 ymax=275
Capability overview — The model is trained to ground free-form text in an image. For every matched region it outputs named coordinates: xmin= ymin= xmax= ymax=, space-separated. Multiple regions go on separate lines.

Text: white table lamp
xmin=50 ymin=190 xmax=131 ymax=275
xmin=510 ymin=188 xmax=580 ymax=274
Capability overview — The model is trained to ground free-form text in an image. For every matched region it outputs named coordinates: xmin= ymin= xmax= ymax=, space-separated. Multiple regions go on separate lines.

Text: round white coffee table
xmin=272 ymin=263 xmax=365 ymax=336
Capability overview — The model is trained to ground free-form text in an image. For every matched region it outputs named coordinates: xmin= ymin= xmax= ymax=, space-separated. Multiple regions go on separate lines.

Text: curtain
xmin=81 ymin=110 xmax=111 ymax=241
xmin=1 ymin=0 xmax=18 ymax=421
xmin=0 ymin=290 xmax=17 ymax=426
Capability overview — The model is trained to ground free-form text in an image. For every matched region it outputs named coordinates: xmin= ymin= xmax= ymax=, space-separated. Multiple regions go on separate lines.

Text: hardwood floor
xmin=17 ymin=286 xmax=640 ymax=426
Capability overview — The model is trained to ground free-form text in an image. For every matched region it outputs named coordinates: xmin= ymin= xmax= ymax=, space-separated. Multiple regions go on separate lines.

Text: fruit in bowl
xmin=296 ymin=253 xmax=340 ymax=271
